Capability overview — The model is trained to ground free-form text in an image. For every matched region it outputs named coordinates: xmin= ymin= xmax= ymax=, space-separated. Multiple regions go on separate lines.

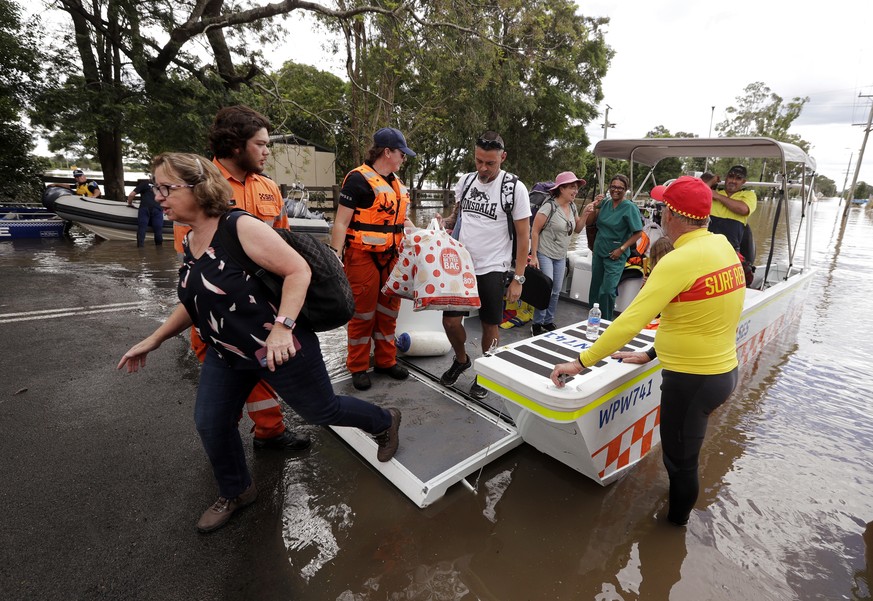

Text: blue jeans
xmin=195 ymin=327 xmax=392 ymax=498
xmin=137 ymin=206 xmax=164 ymax=247
xmin=533 ymin=253 xmax=566 ymax=326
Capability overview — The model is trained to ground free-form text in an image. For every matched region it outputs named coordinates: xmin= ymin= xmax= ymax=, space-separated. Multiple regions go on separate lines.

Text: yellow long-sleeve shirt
xmin=711 ymin=188 xmax=757 ymax=225
xmin=580 ymin=228 xmax=744 ymax=375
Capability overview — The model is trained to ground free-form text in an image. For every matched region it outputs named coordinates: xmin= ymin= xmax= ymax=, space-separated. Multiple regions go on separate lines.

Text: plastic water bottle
xmin=586 ymin=303 xmax=601 ymax=341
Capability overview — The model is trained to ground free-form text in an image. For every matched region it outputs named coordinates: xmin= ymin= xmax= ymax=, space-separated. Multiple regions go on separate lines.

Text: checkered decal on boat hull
xmin=592 ymin=405 xmax=661 ymax=479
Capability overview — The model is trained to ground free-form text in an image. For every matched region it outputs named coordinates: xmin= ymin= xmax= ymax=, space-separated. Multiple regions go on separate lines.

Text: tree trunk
xmin=96 ymin=128 xmax=125 ymax=201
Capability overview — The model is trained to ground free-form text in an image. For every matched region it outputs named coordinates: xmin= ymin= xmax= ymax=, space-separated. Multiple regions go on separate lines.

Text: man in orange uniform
xmin=174 ymin=105 xmax=310 ymax=451
xmin=330 ymin=128 xmax=415 ymax=390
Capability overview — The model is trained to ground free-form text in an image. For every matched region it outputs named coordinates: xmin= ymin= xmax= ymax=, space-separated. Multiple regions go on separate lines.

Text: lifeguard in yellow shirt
xmin=550 ymin=176 xmax=744 ymax=527
xmin=708 ymin=164 xmax=757 ymax=251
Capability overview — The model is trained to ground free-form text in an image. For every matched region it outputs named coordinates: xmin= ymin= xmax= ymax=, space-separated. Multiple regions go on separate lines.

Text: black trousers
xmin=659 ymin=367 xmax=738 ymax=524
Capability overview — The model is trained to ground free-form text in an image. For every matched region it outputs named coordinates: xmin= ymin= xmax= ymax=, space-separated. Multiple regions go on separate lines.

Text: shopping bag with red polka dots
xmin=382 ymin=225 xmax=418 ymax=300
xmin=383 ymin=219 xmax=480 ymax=311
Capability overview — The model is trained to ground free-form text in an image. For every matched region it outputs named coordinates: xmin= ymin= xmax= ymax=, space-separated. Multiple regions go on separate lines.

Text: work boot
xmin=440 ymin=355 xmax=471 ymax=386
xmin=543 ymin=323 xmax=557 ymax=332
xmin=352 ymin=371 xmax=371 ymax=390
xmin=374 ymin=408 xmax=402 ymax=462
xmin=196 ymin=481 xmax=258 ymax=534
xmin=253 ymin=430 xmax=311 ymax=451
xmin=374 ymin=364 xmax=409 ymax=380
xmin=531 ymin=323 xmax=545 ymax=336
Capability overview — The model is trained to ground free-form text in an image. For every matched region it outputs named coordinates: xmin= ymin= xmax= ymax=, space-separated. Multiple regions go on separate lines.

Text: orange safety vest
xmin=343 ymin=164 xmax=409 ymax=253
xmin=626 ymin=229 xmax=650 ymax=266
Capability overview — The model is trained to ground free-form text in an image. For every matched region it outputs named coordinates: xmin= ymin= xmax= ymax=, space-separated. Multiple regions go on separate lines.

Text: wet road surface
xmin=3 ymin=199 xmax=873 ymax=600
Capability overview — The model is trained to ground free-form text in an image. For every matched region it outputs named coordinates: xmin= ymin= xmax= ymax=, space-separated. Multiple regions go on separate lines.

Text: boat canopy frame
xmin=592 ymin=137 xmax=818 ymax=286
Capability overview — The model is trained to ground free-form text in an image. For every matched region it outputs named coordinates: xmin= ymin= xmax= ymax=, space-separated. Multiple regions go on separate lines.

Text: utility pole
xmin=840 ymin=150 xmax=853 ymax=203
xmin=599 ymin=105 xmax=615 ymax=194
xmin=703 ymin=105 xmax=715 ymax=172
xmin=844 ymin=93 xmax=873 ymax=219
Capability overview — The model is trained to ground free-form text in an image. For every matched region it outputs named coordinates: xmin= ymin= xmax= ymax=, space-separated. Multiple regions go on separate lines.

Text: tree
xmin=30 ymin=0 xmax=613 ymax=199
xmin=237 ymin=0 xmax=610 ymax=187
xmin=30 ymin=0 xmax=413 ymax=200
xmin=814 ymin=174 xmax=836 ymax=198
xmin=713 ymin=82 xmax=810 ymax=183
xmin=0 ymin=0 xmax=48 ymax=202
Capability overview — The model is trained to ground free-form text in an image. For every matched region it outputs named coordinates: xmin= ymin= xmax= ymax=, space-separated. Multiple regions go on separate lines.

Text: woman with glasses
xmin=529 ymin=171 xmax=587 ymax=335
xmin=119 ymin=153 xmax=401 ymax=534
xmin=583 ymin=174 xmax=643 ymax=320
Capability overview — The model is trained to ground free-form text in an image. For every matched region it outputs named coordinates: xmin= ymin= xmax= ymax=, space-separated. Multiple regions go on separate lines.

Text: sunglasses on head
xmin=476 ymin=138 xmax=504 ymax=151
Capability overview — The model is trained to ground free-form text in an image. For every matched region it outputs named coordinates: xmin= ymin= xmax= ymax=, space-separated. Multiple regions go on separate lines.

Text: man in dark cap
xmin=708 ymin=164 xmax=756 ymax=250
xmin=550 ymin=176 xmax=744 ymax=528
xmin=330 ymin=127 xmax=415 ymax=391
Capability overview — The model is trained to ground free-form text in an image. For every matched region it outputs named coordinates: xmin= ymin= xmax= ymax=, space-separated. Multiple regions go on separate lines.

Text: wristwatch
xmin=275 ymin=316 xmax=296 ymax=330
xmin=513 ymin=274 xmax=526 ymax=284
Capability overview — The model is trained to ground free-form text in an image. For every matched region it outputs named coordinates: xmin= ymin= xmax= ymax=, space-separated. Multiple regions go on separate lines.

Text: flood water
xmin=4 ymin=197 xmax=872 ymax=600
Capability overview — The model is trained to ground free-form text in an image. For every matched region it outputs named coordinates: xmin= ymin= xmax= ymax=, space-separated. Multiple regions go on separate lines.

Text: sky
xmin=269 ymin=0 xmax=873 ymax=188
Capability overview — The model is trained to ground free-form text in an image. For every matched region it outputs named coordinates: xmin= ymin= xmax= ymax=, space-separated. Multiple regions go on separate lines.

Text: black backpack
xmin=528 ymin=182 xmax=554 ymax=228
xmin=217 ymin=209 xmax=355 ymax=332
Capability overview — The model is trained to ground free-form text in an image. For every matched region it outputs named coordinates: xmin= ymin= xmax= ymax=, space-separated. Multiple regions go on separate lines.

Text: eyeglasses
xmin=608 ymin=186 xmax=627 ymax=192
xmin=151 ymin=183 xmax=194 ymax=196
xmin=476 ymin=138 xmax=504 ymax=150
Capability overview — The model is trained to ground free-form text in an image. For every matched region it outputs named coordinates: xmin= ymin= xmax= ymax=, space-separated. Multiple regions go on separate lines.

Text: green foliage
xmin=814 ymin=174 xmax=836 ymax=198
xmin=268 ymin=62 xmax=348 ymax=147
xmin=850 ymin=181 xmax=870 ymax=200
xmin=0 ymin=0 xmax=48 ymax=201
xmin=319 ymin=0 xmax=612 ymax=187
xmin=26 ymin=0 xmax=614 ymax=197
xmin=713 ymin=82 xmax=811 ymax=182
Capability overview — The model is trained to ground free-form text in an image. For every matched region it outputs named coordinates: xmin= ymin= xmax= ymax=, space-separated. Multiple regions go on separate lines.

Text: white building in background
xmin=265 ymin=134 xmax=337 ymax=189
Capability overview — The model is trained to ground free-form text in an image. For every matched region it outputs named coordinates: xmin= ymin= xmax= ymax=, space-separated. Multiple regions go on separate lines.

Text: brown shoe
xmin=196 ymin=481 xmax=258 ymax=534
xmin=374 ymin=408 xmax=401 ymax=462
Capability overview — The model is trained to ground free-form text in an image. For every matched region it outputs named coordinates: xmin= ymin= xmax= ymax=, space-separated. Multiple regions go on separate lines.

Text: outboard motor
xmin=42 ymin=186 xmax=69 ymax=213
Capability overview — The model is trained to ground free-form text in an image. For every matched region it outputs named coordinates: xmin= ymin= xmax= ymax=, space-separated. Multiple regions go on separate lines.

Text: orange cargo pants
xmin=189 ymin=327 xmax=286 ymax=439
xmin=344 ymin=246 xmax=401 ymax=373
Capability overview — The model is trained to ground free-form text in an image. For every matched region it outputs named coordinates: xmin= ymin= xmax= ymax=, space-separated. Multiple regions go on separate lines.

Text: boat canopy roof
xmin=593 ymin=137 xmax=815 ymax=171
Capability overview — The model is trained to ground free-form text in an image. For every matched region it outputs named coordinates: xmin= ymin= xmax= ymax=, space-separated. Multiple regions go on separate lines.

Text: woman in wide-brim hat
xmin=529 ymin=171 xmax=587 ymax=335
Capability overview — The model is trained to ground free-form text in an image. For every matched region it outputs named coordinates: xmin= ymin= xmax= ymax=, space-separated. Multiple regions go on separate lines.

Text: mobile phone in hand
xmin=255 ymin=336 xmax=302 ymax=367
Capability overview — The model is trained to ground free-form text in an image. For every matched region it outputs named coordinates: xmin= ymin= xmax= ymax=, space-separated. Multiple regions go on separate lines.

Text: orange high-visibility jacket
xmin=343 ymin=164 xmax=409 ymax=253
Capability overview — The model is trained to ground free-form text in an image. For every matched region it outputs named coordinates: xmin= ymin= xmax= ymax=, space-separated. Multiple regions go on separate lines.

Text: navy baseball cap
xmin=373 ymin=127 xmax=416 ymax=157
xmin=72 ymin=169 xmax=85 ymax=176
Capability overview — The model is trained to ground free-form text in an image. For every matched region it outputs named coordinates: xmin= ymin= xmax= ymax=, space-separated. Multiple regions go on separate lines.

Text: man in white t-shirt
xmin=439 ymin=131 xmax=531 ymax=399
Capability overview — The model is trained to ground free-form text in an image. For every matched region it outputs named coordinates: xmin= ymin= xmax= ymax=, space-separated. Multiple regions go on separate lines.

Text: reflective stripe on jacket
xmin=344 ymin=164 xmax=409 ymax=252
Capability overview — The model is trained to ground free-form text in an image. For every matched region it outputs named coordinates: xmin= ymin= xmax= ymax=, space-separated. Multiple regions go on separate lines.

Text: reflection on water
xmin=5 ymin=202 xmax=873 ymax=600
